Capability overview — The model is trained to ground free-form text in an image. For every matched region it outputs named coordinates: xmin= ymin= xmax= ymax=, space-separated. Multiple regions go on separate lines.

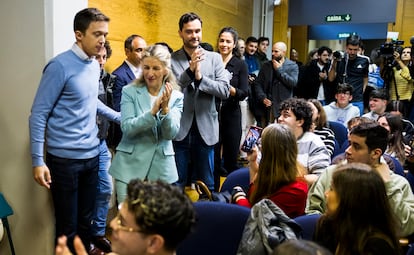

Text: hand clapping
xmin=151 ymin=82 xmax=172 ymax=116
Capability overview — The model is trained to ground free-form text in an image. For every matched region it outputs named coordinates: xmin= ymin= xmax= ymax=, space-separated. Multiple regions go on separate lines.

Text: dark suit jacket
xmin=254 ymin=58 xmax=299 ymax=118
xmin=171 ymin=48 xmax=230 ymax=145
xmin=296 ymin=59 xmax=336 ymax=103
xmin=112 ymin=61 xmax=136 ymax=111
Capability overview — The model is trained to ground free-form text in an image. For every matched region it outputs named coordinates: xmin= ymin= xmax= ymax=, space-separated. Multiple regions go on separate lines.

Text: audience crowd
xmin=28 ymin=7 xmax=414 ymax=255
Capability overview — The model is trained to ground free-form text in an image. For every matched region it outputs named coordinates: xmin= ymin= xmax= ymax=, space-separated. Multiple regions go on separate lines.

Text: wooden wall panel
xmin=88 ymin=0 xmax=253 ymax=72
xmin=398 ymin=0 xmax=414 ymax=44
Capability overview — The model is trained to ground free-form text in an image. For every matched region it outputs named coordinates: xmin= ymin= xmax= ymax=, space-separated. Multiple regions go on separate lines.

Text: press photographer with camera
xmin=380 ymin=44 xmax=413 ymax=118
xmin=328 ymin=34 xmax=369 ymax=115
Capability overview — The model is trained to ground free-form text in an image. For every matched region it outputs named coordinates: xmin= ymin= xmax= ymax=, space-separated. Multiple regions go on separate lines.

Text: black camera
xmin=379 ymin=40 xmax=404 ymax=57
xmin=333 ymin=50 xmax=344 ymax=60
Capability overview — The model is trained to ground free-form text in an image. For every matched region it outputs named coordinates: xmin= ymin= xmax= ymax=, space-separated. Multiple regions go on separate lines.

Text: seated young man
xmin=323 ymin=83 xmax=360 ymax=127
xmin=277 ymin=98 xmax=331 ymax=184
xmin=306 ymin=122 xmax=414 ymax=237
xmin=55 ymin=179 xmax=196 ymax=255
xmin=362 ymin=89 xmax=388 ymax=121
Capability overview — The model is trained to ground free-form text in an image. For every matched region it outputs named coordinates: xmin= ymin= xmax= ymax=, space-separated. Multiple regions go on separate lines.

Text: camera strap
xmin=342 ymin=54 xmax=348 ymax=84
xmin=393 ymin=68 xmax=400 ymax=100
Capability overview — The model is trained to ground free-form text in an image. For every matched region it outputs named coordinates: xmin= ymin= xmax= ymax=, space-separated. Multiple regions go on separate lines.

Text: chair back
xmin=293 ymin=214 xmax=321 ymax=240
xmin=220 ymin=167 xmax=250 ymax=193
xmin=0 ymin=193 xmax=13 ymax=218
xmin=406 ymin=172 xmax=414 ymax=194
xmin=387 ymin=154 xmax=405 ymax=177
xmin=407 ymin=243 xmax=414 ymax=255
xmin=329 ymin=121 xmax=348 ymax=145
xmin=176 ymin=201 xmax=250 ymax=255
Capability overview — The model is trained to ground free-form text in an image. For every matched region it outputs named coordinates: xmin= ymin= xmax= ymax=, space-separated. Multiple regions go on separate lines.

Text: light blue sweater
xmin=29 ymin=46 xmax=115 ymax=167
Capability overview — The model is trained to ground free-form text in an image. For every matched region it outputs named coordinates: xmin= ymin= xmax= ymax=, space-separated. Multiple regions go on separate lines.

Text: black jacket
xmin=253 ymin=58 xmax=298 ymax=118
xmin=296 ymin=59 xmax=336 ymax=103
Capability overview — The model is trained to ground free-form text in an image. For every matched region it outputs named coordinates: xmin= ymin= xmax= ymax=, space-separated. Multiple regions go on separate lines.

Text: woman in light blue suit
xmin=109 ymin=45 xmax=183 ymax=202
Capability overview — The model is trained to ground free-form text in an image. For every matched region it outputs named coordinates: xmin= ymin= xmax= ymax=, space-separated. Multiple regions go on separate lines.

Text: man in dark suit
xmin=111 ymin=34 xmax=147 ymax=146
xmin=253 ymin=41 xmax=299 ymax=126
xmin=171 ymin=12 xmax=230 ymax=192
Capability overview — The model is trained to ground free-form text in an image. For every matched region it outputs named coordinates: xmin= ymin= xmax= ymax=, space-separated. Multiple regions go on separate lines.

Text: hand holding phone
xmin=241 ymin=126 xmax=263 ymax=153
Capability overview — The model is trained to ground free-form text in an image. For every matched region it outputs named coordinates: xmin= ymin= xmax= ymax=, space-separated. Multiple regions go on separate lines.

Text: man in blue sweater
xmin=29 ymin=8 xmax=119 ymax=254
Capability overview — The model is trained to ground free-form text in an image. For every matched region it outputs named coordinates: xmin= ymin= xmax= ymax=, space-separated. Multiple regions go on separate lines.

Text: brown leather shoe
xmin=89 ymin=243 xmax=105 ymax=255
xmin=92 ymin=236 xmax=111 ymax=253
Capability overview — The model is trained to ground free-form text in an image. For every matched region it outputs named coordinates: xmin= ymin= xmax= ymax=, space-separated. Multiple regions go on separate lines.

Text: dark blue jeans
xmin=173 ymin=126 xmax=215 ymax=191
xmin=47 ymin=153 xmax=99 ymax=253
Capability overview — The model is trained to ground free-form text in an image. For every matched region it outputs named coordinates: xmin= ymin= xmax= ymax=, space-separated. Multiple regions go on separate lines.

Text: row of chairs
xmin=177 ymin=200 xmax=414 ymax=255
xmin=176 ymin=200 xmax=322 ymax=255
xmin=181 ymin=164 xmax=414 ymax=254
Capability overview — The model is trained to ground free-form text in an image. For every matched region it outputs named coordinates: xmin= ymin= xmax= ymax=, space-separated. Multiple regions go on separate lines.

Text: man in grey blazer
xmin=171 ymin=12 xmax=230 ymax=192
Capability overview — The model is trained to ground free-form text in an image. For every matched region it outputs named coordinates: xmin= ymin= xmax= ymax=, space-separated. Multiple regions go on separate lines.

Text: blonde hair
xmin=135 ymin=44 xmax=179 ymax=90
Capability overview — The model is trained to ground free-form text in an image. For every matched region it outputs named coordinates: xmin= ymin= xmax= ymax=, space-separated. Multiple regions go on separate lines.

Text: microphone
xmin=410 ymin=36 xmax=414 ymax=45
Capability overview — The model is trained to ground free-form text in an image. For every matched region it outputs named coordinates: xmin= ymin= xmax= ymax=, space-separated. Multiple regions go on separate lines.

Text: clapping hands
xmin=151 ymin=82 xmax=172 ymax=116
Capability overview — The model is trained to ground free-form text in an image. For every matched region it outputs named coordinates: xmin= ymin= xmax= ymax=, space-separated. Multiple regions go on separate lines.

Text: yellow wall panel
xmin=89 ymin=0 xmax=253 ymax=72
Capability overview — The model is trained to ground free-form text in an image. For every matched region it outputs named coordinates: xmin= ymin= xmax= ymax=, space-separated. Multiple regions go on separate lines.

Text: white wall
xmin=0 ymin=0 xmax=86 ymax=253
xmin=252 ymin=0 xmax=274 ymax=59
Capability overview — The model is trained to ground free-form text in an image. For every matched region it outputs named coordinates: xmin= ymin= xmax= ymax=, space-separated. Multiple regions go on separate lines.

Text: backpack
xmin=236 ymin=199 xmax=302 ymax=255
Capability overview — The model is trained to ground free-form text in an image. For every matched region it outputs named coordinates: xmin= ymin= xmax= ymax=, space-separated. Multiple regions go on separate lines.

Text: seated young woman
xmin=232 ymin=123 xmax=308 ymax=218
xmin=313 ymin=162 xmax=401 ymax=255
xmin=377 ymin=112 xmax=406 ymax=165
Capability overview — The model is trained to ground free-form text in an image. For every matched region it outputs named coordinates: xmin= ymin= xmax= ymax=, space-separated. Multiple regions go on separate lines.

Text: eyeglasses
xmin=113 ymin=212 xmax=141 ymax=233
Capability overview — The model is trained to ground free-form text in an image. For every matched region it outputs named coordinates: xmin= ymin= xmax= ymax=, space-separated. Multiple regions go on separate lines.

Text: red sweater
xmin=236 ymin=178 xmax=308 ymax=218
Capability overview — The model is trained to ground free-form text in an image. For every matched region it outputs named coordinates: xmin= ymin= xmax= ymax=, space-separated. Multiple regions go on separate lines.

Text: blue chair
xmin=406 ymin=172 xmax=414 ymax=194
xmin=406 ymin=242 xmax=414 ymax=255
xmin=328 ymin=121 xmax=348 ymax=150
xmin=332 ymin=138 xmax=342 ymax=159
xmin=220 ymin=167 xmax=250 ymax=193
xmin=293 ymin=214 xmax=321 ymax=240
xmin=387 ymin=155 xmax=405 ymax=177
xmin=176 ymin=201 xmax=250 ymax=255
xmin=0 ymin=193 xmax=15 ymax=255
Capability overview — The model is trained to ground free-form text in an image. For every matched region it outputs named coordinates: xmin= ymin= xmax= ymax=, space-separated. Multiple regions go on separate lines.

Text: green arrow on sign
xmin=325 ymin=14 xmax=352 ymax=22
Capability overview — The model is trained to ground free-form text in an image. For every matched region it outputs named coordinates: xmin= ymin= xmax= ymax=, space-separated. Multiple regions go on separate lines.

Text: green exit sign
xmin=325 ymin=14 xmax=352 ymax=22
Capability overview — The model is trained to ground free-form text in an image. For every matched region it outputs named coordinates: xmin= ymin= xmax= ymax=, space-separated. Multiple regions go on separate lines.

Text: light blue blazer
xmin=109 ymin=82 xmax=183 ymax=184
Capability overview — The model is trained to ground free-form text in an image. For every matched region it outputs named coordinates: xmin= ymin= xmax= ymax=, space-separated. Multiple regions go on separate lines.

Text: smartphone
xmin=241 ymin=126 xmax=263 ymax=153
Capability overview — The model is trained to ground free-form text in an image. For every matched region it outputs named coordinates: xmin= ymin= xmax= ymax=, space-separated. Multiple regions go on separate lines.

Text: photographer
xmin=382 ymin=46 xmax=413 ymax=118
xmin=328 ymin=34 xmax=369 ymax=115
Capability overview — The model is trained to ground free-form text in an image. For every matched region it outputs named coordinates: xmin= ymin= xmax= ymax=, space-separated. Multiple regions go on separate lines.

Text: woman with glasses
xmin=56 ymin=179 xmax=195 ymax=255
